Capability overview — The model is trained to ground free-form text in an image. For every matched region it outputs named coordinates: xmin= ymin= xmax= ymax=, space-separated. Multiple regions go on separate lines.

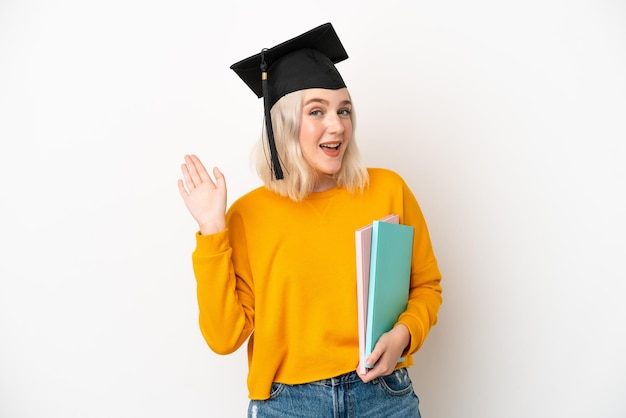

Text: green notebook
xmin=364 ymin=220 xmax=414 ymax=367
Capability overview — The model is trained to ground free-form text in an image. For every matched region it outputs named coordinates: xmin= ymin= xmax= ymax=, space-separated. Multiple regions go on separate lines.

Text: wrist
xmin=199 ymin=220 xmax=226 ymax=235
xmin=393 ymin=324 xmax=411 ymax=352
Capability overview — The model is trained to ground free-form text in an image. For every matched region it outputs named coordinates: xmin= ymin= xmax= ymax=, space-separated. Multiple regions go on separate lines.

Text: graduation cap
xmin=230 ymin=23 xmax=349 ymax=180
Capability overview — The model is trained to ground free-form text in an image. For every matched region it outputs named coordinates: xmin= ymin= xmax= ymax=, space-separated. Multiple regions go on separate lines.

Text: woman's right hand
xmin=177 ymin=154 xmax=227 ymax=235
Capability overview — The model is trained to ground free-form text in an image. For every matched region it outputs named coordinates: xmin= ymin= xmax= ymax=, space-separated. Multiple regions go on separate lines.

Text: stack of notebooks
xmin=355 ymin=214 xmax=414 ymax=374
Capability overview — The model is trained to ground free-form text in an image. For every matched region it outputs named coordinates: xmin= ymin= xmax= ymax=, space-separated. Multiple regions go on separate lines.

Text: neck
xmin=312 ymin=174 xmax=337 ymax=192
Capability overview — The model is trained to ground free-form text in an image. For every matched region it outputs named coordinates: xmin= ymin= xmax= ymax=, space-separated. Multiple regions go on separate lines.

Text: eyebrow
xmin=303 ymin=98 xmax=352 ymax=107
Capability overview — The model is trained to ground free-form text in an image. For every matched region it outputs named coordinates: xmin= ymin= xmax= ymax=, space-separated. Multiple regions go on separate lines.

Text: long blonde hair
xmin=253 ymin=89 xmax=369 ymax=201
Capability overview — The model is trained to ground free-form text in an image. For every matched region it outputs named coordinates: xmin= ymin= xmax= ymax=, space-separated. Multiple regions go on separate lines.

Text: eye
xmin=308 ymin=109 xmax=323 ymax=116
xmin=338 ymin=108 xmax=352 ymax=117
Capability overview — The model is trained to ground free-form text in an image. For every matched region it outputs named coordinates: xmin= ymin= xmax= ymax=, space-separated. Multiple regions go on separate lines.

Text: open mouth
xmin=320 ymin=143 xmax=341 ymax=151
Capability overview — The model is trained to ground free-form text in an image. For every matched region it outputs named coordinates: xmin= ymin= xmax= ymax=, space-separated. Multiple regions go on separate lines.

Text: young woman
xmin=178 ymin=23 xmax=442 ymax=418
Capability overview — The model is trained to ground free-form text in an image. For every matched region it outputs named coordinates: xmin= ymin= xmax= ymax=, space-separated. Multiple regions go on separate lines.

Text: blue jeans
xmin=248 ymin=368 xmax=420 ymax=418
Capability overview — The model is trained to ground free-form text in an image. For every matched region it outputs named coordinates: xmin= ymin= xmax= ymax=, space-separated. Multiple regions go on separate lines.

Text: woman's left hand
xmin=357 ymin=324 xmax=410 ymax=383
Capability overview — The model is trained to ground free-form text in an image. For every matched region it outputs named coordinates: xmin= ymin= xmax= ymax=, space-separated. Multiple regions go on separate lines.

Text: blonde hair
xmin=253 ymin=89 xmax=369 ymax=201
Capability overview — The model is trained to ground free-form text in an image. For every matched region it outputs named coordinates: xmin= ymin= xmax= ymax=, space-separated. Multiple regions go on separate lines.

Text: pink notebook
xmin=355 ymin=214 xmax=399 ymax=374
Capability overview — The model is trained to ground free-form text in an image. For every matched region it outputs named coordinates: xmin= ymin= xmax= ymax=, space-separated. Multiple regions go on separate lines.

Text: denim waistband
xmin=309 ymin=370 xmax=367 ymax=387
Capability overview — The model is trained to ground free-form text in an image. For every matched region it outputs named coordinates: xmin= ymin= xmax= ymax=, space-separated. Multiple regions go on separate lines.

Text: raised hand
xmin=177 ymin=154 xmax=227 ymax=235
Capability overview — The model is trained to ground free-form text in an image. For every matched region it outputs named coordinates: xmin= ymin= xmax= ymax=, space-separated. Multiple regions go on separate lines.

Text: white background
xmin=1 ymin=1 xmax=625 ymax=417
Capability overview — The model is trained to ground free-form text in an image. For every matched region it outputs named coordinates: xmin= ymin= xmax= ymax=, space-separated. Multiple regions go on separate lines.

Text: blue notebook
xmin=364 ymin=220 xmax=414 ymax=367
xmin=355 ymin=214 xmax=399 ymax=374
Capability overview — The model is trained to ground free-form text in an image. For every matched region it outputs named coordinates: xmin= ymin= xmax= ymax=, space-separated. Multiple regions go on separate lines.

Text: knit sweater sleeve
xmin=191 ymin=212 xmax=255 ymax=354
xmin=395 ymin=177 xmax=443 ymax=356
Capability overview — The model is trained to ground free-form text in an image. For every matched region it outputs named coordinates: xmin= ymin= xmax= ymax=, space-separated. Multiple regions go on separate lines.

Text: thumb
xmin=366 ymin=348 xmax=382 ymax=369
xmin=213 ymin=167 xmax=226 ymax=187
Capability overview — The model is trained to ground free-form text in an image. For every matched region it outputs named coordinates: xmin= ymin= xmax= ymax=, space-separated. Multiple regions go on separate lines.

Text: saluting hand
xmin=177 ymin=154 xmax=227 ymax=235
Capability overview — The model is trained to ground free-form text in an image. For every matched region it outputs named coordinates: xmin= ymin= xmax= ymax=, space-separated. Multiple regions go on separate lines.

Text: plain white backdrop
xmin=1 ymin=1 xmax=625 ymax=417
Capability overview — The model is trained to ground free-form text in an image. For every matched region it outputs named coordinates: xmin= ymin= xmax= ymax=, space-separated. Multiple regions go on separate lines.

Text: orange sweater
xmin=192 ymin=168 xmax=442 ymax=400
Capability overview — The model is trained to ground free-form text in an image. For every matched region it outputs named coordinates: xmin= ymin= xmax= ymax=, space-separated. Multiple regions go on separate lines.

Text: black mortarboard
xmin=230 ymin=23 xmax=349 ymax=180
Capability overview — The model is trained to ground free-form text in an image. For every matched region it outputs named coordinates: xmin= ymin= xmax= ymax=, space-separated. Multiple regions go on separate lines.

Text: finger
xmin=189 ymin=154 xmax=214 ymax=183
xmin=362 ymin=358 xmax=395 ymax=383
xmin=365 ymin=348 xmax=382 ymax=370
xmin=177 ymin=179 xmax=188 ymax=198
xmin=212 ymin=167 xmax=226 ymax=189
xmin=184 ymin=154 xmax=205 ymax=186
xmin=359 ymin=364 xmax=382 ymax=383
xmin=356 ymin=362 xmax=372 ymax=383
xmin=181 ymin=163 xmax=195 ymax=190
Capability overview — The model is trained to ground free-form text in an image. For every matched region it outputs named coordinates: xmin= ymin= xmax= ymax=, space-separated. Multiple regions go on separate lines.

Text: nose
xmin=326 ymin=112 xmax=345 ymax=135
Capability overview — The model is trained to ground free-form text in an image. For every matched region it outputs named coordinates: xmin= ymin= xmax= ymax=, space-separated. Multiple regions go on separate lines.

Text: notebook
xmin=364 ymin=219 xmax=414 ymax=369
xmin=355 ymin=214 xmax=399 ymax=374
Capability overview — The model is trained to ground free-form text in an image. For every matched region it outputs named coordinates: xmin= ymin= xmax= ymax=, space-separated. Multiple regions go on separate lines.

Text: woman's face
xmin=299 ymin=88 xmax=353 ymax=187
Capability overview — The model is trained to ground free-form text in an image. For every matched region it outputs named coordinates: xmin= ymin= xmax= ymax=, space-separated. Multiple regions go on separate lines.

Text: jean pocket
xmin=268 ymin=382 xmax=286 ymax=400
xmin=377 ymin=368 xmax=414 ymax=396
